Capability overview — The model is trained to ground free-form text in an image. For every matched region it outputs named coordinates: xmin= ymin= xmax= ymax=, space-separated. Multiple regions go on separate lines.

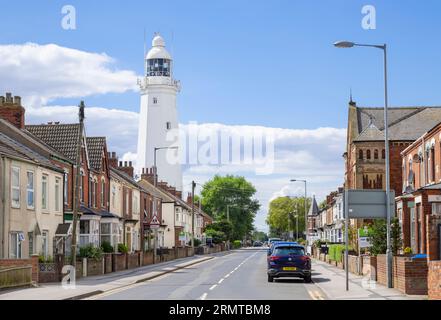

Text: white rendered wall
xmin=136 ymin=82 xmax=182 ymax=191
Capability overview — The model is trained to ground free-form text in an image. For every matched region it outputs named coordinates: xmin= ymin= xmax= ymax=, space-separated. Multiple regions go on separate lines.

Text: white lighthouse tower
xmin=136 ymin=33 xmax=182 ymax=191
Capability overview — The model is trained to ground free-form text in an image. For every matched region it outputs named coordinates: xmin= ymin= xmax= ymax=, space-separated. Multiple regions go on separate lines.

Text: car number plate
xmin=283 ymin=267 xmax=297 ymax=271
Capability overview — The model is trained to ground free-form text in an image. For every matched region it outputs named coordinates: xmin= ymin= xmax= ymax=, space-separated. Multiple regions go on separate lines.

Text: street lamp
xmin=334 ymin=40 xmax=392 ymax=288
xmin=290 ymin=179 xmax=307 ymax=242
xmin=152 ymin=146 xmax=179 ymax=263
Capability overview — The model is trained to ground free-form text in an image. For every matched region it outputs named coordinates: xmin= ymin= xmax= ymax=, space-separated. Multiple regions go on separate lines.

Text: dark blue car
xmin=267 ymin=243 xmax=311 ymax=283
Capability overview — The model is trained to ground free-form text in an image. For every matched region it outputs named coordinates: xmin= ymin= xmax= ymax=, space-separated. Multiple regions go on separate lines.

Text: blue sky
xmin=2 ymin=0 xmax=441 ymax=129
xmin=1 ymin=1 xmax=440 ymax=231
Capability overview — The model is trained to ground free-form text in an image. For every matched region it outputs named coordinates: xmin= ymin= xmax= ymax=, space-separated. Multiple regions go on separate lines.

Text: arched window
xmin=431 ymin=147 xmax=436 ymax=183
xmin=359 ymin=150 xmax=364 ymax=160
xmin=101 ymin=178 xmax=106 ymax=208
xmin=367 ymin=150 xmax=371 ymax=160
xmin=374 ymin=149 xmax=379 ymax=160
xmin=382 ymin=149 xmax=385 ymax=159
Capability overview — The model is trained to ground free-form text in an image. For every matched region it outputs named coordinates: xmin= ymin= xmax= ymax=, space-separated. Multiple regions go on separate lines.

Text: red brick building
xmin=396 ymin=122 xmax=441 ymax=260
xmin=344 ymin=100 xmax=441 ymax=228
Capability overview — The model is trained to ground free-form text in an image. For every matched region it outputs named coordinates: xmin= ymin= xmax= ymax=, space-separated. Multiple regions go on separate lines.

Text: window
xmin=92 ymin=180 xmax=97 ymax=208
xmin=28 ymin=232 xmax=34 ymax=256
xmin=382 ymin=149 xmax=386 ymax=159
xmin=112 ymin=185 xmax=116 ymax=208
xmin=101 ymin=179 xmax=105 ymax=207
xmin=41 ymin=230 xmax=48 ymax=259
xmin=64 ymin=170 xmax=68 ymax=204
xmin=11 ymin=167 xmax=20 ymax=208
xmin=166 ymin=122 xmax=171 ymax=130
xmin=10 ymin=232 xmax=23 ymax=258
xmin=79 ymin=170 xmax=84 ymax=203
xmin=42 ymin=175 xmax=48 ymax=210
xmin=358 ymin=150 xmax=363 ymax=160
xmin=80 ymin=220 xmax=90 ymax=234
xmin=26 ymin=171 xmax=34 ymax=209
xmin=432 ymin=203 xmax=441 ymax=215
xmin=153 ymin=97 xmax=158 ymax=104
xmin=55 ymin=177 xmax=61 ymax=212
xmin=431 ymin=147 xmax=436 ymax=183
xmin=100 ymin=223 xmax=112 ymax=246
xmin=367 ymin=150 xmax=371 ymax=160
xmin=374 ymin=149 xmax=379 ymax=160
xmin=132 ymin=193 xmax=139 ymax=214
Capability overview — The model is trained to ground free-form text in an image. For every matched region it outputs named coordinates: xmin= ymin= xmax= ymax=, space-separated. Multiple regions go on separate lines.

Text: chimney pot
xmin=129 ymin=161 xmax=132 ymax=167
xmin=5 ymin=93 xmax=12 ymax=102
xmin=119 ymin=161 xmax=123 ymax=167
xmin=13 ymin=96 xmax=21 ymax=106
xmin=124 ymin=161 xmax=128 ymax=167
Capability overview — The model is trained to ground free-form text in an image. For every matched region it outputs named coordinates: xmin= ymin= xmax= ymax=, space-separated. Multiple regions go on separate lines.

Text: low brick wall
xmin=127 ymin=253 xmax=139 ymax=269
xmin=142 ymin=251 xmax=154 ymax=266
xmin=377 ymin=255 xmax=428 ymax=295
xmin=0 ymin=255 xmax=39 ymax=283
xmin=347 ymin=255 xmax=360 ymax=275
xmin=38 ymin=263 xmax=58 ymax=283
xmin=103 ymin=254 xmax=112 ymax=274
xmin=87 ymin=258 xmax=104 ymax=276
xmin=113 ymin=253 xmax=127 ymax=272
xmin=362 ymin=256 xmax=377 ymax=280
xmin=428 ymin=261 xmax=441 ymax=300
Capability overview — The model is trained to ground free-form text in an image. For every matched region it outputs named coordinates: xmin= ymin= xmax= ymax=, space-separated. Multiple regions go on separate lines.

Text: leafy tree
xmin=206 ymin=229 xmax=227 ymax=244
xmin=201 ymin=175 xmax=260 ymax=240
xmin=266 ymin=196 xmax=310 ymax=238
xmin=252 ymin=230 xmax=268 ymax=242
xmin=369 ymin=218 xmax=402 ymax=256
xmin=205 ymin=220 xmax=233 ymax=241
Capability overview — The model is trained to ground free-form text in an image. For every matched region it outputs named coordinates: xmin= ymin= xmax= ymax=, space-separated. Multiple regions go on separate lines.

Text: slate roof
xmin=355 ymin=106 xmax=441 ymax=142
xmin=0 ymin=131 xmax=62 ymax=172
xmin=307 ymin=195 xmax=319 ymax=216
xmin=25 ymin=124 xmax=81 ymax=161
xmin=86 ymin=137 xmax=106 ymax=171
xmin=353 ymin=123 xmax=384 ymax=142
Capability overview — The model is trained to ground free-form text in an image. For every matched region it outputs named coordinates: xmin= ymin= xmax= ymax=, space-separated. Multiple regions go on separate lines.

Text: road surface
xmin=90 ymin=249 xmax=326 ymax=300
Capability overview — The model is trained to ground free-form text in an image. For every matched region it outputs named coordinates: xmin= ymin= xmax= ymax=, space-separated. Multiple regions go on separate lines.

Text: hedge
xmin=328 ymin=244 xmax=353 ymax=262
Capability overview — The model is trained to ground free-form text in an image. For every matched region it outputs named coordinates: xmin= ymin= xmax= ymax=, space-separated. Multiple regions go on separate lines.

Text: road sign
xmin=359 ymin=237 xmax=372 ymax=248
xmin=149 ymin=214 xmax=160 ymax=228
xmin=344 ymin=190 xmax=395 ymax=219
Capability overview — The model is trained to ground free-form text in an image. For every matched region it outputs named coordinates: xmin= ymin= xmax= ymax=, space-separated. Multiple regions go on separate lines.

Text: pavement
xmin=0 ymin=253 xmax=222 ymax=300
xmin=0 ymin=248 xmax=428 ymax=300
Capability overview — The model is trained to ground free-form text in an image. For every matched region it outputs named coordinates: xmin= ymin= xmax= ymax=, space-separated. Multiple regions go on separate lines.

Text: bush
xmin=38 ymin=255 xmax=53 ymax=263
xmin=117 ymin=243 xmax=129 ymax=253
xmin=187 ymin=239 xmax=202 ymax=247
xmin=328 ymin=244 xmax=354 ymax=262
xmin=79 ymin=244 xmax=103 ymax=260
xmin=232 ymin=240 xmax=242 ymax=249
xmin=101 ymin=241 xmax=114 ymax=253
xmin=206 ymin=230 xmax=226 ymax=244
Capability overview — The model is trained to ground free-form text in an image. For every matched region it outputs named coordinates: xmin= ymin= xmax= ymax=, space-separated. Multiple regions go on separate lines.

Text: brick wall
xmin=428 ymin=261 xmax=441 ymax=300
xmin=377 ymin=255 xmax=428 ymax=295
xmin=113 ymin=253 xmax=127 ymax=272
xmin=142 ymin=251 xmax=154 ymax=266
xmin=127 ymin=253 xmax=139 ymax=269
xmin=87 ymin=258 xmax=104 ymax=276
xmin=0 ymin=255 xmax=39 ymax=283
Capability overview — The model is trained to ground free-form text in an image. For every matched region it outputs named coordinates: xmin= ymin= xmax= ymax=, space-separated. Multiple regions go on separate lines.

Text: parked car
xmin=253 ymin=241 xmax=263 ymax=247
xmin=267 ymin=243 xmax=311 ymax=283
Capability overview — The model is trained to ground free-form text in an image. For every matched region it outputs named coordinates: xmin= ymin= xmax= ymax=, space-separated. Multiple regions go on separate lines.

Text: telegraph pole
xmin=191 ymin=180 xmax=196 ymax=251
xmin=70 ymin=101 xmax=85 ymax=267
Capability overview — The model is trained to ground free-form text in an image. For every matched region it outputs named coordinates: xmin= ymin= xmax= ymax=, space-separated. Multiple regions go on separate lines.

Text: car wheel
xmin=267 ymin=275 xmax=274 ymax=283
xmin=304 ymin=275 xmax=312 ymax=283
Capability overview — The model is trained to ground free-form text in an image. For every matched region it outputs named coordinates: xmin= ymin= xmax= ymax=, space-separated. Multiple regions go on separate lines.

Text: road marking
xmin=218 ymin=278 xmax=224 ymax=284
xmin=199 ymin=293 xmax=208 ymax=300
xmin=209 ymin=284 xmax=217 ymax=290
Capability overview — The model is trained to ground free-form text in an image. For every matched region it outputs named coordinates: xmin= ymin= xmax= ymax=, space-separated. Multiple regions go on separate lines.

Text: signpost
xmin=343 ymin=190 xmax=395 ymax=291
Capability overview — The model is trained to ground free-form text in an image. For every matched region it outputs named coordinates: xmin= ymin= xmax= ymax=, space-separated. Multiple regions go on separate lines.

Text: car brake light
xmin=270 ymin=256 xmax=280 ymax=261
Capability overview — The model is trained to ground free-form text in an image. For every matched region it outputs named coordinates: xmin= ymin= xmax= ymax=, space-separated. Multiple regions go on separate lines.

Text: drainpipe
xmin=0 ymin=155 xmax=5 ymax=258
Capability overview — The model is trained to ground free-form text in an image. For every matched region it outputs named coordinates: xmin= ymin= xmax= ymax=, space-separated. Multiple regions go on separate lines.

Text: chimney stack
xmin=118 ymin=159 xmax=134 ymax=179
xmin=0 ymin=92 xmax=25 ymax=129
xmin=108 ymin=151 xmax=118 ymax=168
xmin=140 ymin=167 xmax=155 ymax=184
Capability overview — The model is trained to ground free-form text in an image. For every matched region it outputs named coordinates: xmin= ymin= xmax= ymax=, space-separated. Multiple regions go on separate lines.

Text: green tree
xmin=205 ymin=220 xmax=233 ymax=241
xmin=266 ymin=196 xmax=310 ymax=238
xmin=369 ymin=218 xmax=402 ymax=255
xmin=252 ymin=230 xmax=268 ymax=242
xmin=201 ymin=175 xmax=260 ymax=240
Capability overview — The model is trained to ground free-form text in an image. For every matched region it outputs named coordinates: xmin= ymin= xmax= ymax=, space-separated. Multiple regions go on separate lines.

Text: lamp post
xmin=290 ymin=179 xmax=307 ymax=241
xmin=334 ymin=40 xmax=392 ymax=288
xmin=153 ymin=146 xmax=178 ymax=263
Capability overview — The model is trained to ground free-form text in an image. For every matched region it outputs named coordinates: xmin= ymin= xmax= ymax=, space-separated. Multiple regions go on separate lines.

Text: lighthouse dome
xmin=146 ymin=33 xmax=172 ymax=60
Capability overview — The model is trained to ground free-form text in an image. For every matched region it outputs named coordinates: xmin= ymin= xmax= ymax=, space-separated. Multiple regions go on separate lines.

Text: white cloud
xmin=0 ymin=43 xmax=139 ymax=106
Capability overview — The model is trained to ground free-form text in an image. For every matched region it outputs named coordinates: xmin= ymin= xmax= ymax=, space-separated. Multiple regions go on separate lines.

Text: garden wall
xmin=428 ymin=260 xmax=441 ymax=300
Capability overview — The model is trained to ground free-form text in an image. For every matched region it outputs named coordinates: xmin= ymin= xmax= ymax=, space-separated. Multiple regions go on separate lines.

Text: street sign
xmin=359 ymin=237 xmax=372 ymax=248
xmin=149 ymin=214 xmax=160 ymax=229
xmin=179 ymin=232 xmax=186 ymax=241
xmin=344 ymin=190 xmax=395 ymax=219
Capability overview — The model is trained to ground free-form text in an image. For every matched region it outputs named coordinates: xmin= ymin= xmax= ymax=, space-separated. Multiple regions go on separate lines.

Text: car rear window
xmin=273 ymin=247 xmax=305 ymax=256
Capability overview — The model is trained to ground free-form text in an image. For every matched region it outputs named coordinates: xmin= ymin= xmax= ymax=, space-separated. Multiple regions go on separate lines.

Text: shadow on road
xmin=274 ymin=279 xmax=305 ymax=284
xmin=310 ymin=277 xmax=331 ymax=283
